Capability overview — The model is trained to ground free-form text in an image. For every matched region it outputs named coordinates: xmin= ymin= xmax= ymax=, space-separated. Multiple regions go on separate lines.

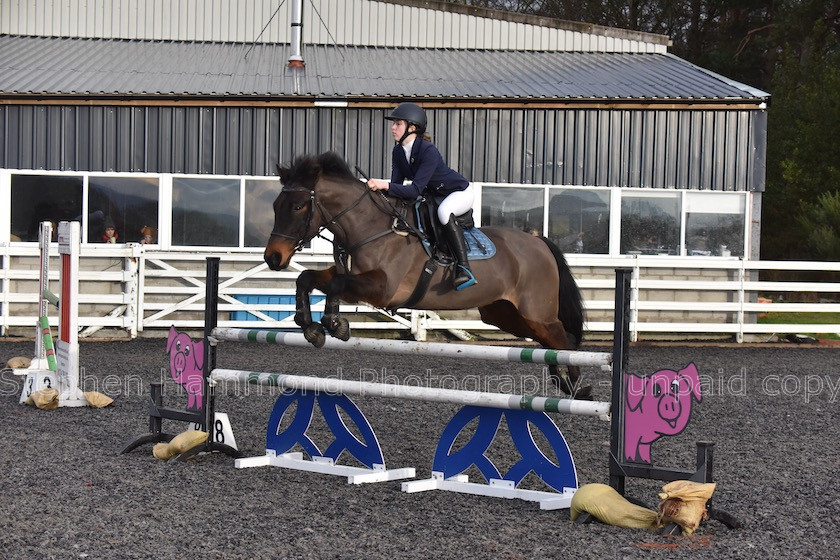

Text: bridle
xmin=269 ymin=179 xmax=412 ymax=258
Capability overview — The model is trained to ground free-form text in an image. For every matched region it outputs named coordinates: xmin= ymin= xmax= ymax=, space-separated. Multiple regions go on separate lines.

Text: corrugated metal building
xmin=0 ymin=0 xmax=768 ymax=259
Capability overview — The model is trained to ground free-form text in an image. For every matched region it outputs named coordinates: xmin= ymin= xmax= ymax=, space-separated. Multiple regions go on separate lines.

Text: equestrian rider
xmin=367 ymin=102 xmax=477 ymax=290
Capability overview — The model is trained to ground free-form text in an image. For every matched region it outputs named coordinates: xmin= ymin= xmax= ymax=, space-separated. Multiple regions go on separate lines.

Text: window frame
xmin=0 ymin=170 xmax=751 ymax=258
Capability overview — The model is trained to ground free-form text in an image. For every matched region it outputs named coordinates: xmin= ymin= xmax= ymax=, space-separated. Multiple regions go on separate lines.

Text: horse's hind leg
xmin=540 ymin=335 xmax=592 ymax=400
xmin=479 ymin=301 xmax=591 ymax=399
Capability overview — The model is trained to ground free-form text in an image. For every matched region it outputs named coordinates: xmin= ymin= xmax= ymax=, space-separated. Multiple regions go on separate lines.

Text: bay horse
xmin=264 ymin=152 xmax=590 ymax=398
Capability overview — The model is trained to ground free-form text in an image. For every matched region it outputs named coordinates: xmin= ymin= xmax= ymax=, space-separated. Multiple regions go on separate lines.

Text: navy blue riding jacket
xmin=388 ymin=138 xmax=469 ymax=199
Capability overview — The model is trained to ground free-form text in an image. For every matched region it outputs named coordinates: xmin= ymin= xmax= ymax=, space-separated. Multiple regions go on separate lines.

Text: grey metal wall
xmin=0 ymin=104 xmax=766 ymax=191
xmin=0 ymin=0 xmax=668 ymax=53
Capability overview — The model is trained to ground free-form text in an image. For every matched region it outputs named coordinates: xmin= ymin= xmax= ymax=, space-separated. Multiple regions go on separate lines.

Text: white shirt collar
xmin=402 ymin=137 xmax=415 ymax=162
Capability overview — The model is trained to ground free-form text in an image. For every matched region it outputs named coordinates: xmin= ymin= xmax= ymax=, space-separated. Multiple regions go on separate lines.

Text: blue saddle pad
xmin=464 ymin=228 xmax=496 ymax=260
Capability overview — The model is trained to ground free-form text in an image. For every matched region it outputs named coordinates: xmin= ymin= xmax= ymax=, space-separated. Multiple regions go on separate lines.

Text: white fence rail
xmin=1 ymin=244 xmax=839 ymax=342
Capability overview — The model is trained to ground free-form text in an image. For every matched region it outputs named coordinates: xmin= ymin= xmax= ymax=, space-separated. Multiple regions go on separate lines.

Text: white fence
xmin=2 ymin=243 xmax=839 ymax=342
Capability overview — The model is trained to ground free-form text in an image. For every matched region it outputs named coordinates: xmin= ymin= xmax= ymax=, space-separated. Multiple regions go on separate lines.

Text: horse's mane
xmin=280 ymin=152 xmax=357 ymax=189
xmin=317 ymin=152 xmax=358 ymax=182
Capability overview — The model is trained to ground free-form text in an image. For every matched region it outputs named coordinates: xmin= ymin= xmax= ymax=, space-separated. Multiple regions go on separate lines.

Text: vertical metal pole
xmin=609 ymin=268 xmax=632 ymax=494
xmin=35 ymin=221 xmax=52 ymax=365
xmin=288 ymin=0 xmax=304 ymax=67
xmin=203 ymin=257 xmax=220 ymax=434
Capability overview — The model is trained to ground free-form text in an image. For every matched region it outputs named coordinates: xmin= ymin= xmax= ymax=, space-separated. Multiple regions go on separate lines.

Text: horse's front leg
xmin=320 ymin=289 xmax=350 ymax=341
xmin=296 ymin=267 xmax=388 ymax=347
xmin=318 ymin=269 xmax=389 ymax=342
xmin=295 ymin=268 xmax=336 ymax=348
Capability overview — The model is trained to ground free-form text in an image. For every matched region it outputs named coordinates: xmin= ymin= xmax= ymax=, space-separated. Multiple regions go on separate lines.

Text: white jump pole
xmin=211 ymin=328 xmax=612 ymax=370
xmin=211 ymin=368 xmax=611 ymax=419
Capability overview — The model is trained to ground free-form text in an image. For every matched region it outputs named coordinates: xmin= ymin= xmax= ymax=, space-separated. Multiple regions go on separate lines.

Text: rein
xmin=272 ymin=177 xmax=423 ymax=267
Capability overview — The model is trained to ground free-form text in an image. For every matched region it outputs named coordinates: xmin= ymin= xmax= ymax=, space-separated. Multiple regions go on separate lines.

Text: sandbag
xmin=5 ymin=356 xmax=31 ymax=369
xmin=570 ymin=483 xmax=659 ymax=529
xmin=30 ymin=388 xmax=59 ymax=410
xmin=153 ymin=442 xmax=178 ymax=461
xmin=169 ymin=430 xmax=208 ymax=454
xmin=657 ymin=480 xmax=717 ymax=535
xmin=152 ymin=431 xmax=207 ymax=460
xmin=84 ymin=391 xmax=114 ymax=408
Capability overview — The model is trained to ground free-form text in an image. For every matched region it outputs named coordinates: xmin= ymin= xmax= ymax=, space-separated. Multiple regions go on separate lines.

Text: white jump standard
xmin=17 ymin=221 xmax=87 ymax=407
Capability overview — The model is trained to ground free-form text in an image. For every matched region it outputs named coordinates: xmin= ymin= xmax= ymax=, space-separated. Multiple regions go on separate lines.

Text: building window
xmin=480 ymin=186 xmax=544 ymax=235
xmin=172 ymin=177 xmax=240 ymax=246
xmin=88 ymin=176 xmax=159 ymax=244
xmin=621 ymin=192 xmax=681 ymax=255
xmin=548 ymin=188 xmax=610 ymax=254
xmin=10 ymin=175 xmax=83 ymax=242
xmin=685 ymin=192 xmax=745 ymax=257
xmin=244 ymin=178 xmax=279 ymax=247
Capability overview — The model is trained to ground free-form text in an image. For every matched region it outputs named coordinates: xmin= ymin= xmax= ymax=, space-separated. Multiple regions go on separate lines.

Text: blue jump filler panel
xmin=231 ymin=294 xmax=325 ymax=323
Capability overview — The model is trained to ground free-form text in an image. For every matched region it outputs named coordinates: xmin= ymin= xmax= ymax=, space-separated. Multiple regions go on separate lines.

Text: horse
xmin=264 ymin=152 xmax=590 ymax=398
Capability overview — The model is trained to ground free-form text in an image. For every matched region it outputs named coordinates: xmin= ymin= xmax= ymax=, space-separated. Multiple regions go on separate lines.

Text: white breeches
xmin=437 ymin=184 xmax=475 ymax=224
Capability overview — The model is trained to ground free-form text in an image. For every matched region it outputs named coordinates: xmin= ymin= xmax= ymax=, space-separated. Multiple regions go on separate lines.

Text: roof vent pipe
xmin=288 ymin=0 xmax=304 ymax=67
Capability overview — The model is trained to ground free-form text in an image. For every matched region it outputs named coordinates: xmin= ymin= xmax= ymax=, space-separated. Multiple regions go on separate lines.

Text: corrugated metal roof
xmin=0 ymin=35 xmax=767 ymax=101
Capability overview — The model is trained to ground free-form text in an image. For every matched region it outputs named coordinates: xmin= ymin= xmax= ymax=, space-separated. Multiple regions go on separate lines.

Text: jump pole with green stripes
xmin=210 ymin=327 xmax=612 ymax=370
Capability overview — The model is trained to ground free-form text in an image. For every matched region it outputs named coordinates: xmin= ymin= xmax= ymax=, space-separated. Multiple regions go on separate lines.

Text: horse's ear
xmin=276 ymin=163 xmax=289 ymax=185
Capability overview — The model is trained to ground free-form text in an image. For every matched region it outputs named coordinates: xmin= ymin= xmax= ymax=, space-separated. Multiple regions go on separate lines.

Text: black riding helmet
xmin=385 ymin=102 xmax=427 ymax=144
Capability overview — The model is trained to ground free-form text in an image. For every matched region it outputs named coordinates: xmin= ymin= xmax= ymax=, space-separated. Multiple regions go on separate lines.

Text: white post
xmin=55 ymin=222 xmax=86 ymax=407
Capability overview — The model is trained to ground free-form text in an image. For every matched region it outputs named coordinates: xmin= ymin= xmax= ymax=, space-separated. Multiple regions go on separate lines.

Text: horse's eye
xmin=293 ymin=202 xmax=306 ymax=212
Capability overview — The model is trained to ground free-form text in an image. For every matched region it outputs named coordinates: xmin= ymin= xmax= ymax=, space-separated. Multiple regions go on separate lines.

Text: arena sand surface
xmin=1 ymin=338 xmax=838 ymax=560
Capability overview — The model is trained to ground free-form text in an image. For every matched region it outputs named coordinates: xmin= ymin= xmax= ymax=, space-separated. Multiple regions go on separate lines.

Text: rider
xmin=367 ymin=102 xmax=477 ymax=290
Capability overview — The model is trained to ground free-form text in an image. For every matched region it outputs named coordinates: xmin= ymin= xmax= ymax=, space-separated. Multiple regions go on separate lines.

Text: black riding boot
xmin=443 ymin=216 xmax=476 ymax=290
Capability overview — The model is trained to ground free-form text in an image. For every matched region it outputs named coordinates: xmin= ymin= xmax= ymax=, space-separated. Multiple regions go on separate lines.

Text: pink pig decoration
xmin=623 ymin=363 xmax=701 ymax=464
xmin=166 ymin=326 xmax=205 ymax=411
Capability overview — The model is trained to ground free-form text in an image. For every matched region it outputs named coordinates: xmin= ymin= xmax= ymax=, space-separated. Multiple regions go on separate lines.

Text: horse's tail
xmin=539 ymin=237 xmax=584 ymax=347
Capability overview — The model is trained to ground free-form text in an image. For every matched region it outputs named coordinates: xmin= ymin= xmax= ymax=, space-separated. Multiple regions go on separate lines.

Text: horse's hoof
xmin=303 ymin=324 xmax=326 ymax=348
xmin=321 ymin=314 xmax=351 ymax=341
xmin=332 ymin=318 xmax=351 ymax=341
xmin=573 ymin=385 xmax=594 ymax=400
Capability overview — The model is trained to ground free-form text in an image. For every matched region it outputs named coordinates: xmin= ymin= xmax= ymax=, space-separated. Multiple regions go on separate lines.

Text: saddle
xmin=406 ymin=197 xmax=493 ymax=262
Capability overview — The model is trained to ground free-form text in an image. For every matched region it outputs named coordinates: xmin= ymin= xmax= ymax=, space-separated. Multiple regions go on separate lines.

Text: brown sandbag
xmin=657 ymin=480 xmax=717 ymax=535
xmin=169 ymin=430 xmax=208 ymax=454
xmin=570 ymin=483 xmax=659 ymax=529
xmin=153 ymin=442 xmax=178 ymax=461
xmin=84 ymin=391 xmax=114 ymax=408
xmin=151 ymin=430 xmax=207 ymax=460
xmin=5 ymin=356 xmax=31 ymax=369
xmin=30 ymin=388 xmax=60 ymax=410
